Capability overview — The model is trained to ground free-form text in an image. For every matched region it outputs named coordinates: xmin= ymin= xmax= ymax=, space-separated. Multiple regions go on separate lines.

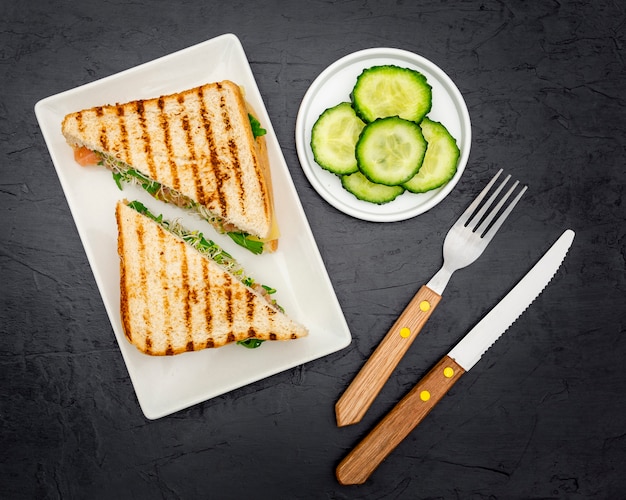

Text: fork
xmin=335 ymin=169 xmax=527 ymax=427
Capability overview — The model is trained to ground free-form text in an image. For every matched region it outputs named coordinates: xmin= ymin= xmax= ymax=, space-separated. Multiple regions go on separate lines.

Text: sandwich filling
xmin=106 ymin=153 xmax=263 ymax=250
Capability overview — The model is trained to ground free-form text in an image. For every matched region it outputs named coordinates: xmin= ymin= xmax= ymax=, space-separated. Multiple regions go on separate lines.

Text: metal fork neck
xmin=427 ymin=265 xmax=454 ymax=295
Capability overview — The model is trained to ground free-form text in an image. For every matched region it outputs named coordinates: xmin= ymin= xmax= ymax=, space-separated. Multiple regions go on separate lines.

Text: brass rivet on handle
xmin=419 ymin=300 xmax=430 ymax=312
xmin=443 ymin=367 xmax=455 ymax=378
xmin=419 ymin=390 xmax=431 ymax=401
xmin=399 ymin=327 xmax=411 ymax=338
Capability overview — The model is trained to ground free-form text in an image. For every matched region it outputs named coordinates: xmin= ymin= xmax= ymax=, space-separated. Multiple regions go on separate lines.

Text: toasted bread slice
xmin=63 ymin=81 xmax=278 ymax=253
xmin=115 ymin=200 xmax=307 ymax=355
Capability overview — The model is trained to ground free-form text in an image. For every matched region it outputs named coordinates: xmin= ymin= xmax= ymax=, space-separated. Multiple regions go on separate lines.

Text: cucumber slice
xmin=341 ymin=171 xmax=405 ymax=204
xmin=355 ymin=116 xmax=427 ymax=186
xmin=352 ymin=65 xmax=432 ymax=123
xmin=403 ymin=118 xmax=460 ymax=193
xmin=311 ymin=102 xmax=366 ymax=175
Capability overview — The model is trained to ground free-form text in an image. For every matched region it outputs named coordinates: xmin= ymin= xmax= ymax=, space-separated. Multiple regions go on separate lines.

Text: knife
xmin=335 ymin=229 xmax=575 ymax=485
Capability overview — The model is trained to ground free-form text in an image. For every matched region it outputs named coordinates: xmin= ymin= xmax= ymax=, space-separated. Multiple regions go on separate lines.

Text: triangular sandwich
xmin=115 ymin=200 xmax=307 ymax=355
xmin=63 ymin=80 xmax=278 ymax=254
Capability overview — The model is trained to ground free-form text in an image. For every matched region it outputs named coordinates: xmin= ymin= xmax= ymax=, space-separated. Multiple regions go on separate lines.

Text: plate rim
xmin=295 ymin=46 xmax=472 ymax=223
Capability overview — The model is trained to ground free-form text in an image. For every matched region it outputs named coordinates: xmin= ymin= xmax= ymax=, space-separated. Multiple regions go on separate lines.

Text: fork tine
xmin=479 ymin=184 xmax=527 ymax=243
xmin=465 ymin=173 xmax=511 ymax=231
xmin=475 ymin=179 xmax=519 ymax=235
xmin=456 ymin=169 xmax=503 ymax=227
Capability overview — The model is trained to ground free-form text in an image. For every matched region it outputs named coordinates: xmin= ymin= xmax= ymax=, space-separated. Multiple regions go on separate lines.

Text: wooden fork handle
xmin=335 ymin=285 xmax=442 ymax=427
xmin=336 ymin=355 xmax=465 ymax=485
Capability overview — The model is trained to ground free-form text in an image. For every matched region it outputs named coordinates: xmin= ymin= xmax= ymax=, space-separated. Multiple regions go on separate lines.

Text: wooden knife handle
xmin=335 ymin=285 xmax=442 ymax=427
xmin=336 ymin=355 xmax=465 ymax=485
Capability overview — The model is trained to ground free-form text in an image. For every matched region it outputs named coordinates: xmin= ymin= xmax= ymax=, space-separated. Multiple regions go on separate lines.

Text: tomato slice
xmin=73 ymin=146 xmax=100 ymax=166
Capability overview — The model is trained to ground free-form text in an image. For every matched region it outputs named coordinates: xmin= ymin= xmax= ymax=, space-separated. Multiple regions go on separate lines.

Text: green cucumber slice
xmin=403 ymin=118 xmax=460 ymax=193
xmin=352 ymin=65 xmax=432 ymax=123
xmin=341 ymin=171 xmax=405 ymax=204
xmin=355 ymin=116 xmax=427 ymax=186
xmin=311 ymin=102 xmax=366 ymax=175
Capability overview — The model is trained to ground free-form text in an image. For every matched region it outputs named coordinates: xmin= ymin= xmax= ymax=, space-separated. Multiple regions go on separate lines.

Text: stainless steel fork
xmin=335 ymin=169 xmax=527 ymax=427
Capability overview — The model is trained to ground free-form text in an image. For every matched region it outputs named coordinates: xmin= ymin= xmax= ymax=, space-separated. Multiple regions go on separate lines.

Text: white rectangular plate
xmin=35 ymin=33 xmax=351 ymax=419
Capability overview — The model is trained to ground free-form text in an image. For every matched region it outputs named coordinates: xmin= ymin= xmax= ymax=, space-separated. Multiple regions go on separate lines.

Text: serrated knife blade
xmin=336 ymin=229 xmax=575 ymax=485
xmin=448 ymin=228 xmax=575 ymax=371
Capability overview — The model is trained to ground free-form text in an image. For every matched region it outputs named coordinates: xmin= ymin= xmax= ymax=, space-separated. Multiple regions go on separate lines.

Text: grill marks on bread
xmin=197 ymin=84 xmax=227 ymax=217
xmin=200 ymin=258 xmax=214 ymax=349
xmin=115 ymin=202 xmax=307 ymax=355
xmin=180 ymin=93 xmax=205 ymax=208
xmin=95 ymin=108 xmax=109 ymax=152
xmin=157 ymin=96 xmax=181 ymax=193
xmin=135 ymin=101 xmax=156 ymax=179
xmin=63 ymin=81 xmax=272 ymax=239
xmin=219 ymin=88 xmax=247 ymax=220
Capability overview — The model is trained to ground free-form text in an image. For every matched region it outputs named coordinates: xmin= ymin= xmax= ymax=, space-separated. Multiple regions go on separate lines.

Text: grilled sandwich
xmin=62 ymin=80 xmax=278 ymax=254
xmin=115 ymin=200 xmax=307 ymax=355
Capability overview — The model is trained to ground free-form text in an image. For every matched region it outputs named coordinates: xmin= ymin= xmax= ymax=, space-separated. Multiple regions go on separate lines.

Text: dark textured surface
xmin=2 ymin=0 xmax=625 ymax=498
